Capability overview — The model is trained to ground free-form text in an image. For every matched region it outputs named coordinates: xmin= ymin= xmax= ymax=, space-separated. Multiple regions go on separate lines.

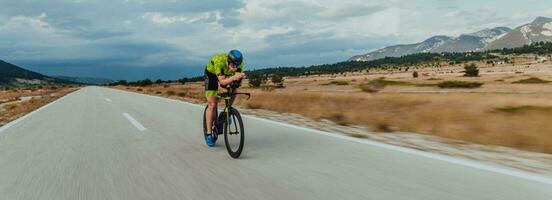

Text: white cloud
xmin=141 ymin=12 xmax=220 ymax=26
xmin=2 ymin=0 xmax=552 ymax=80
xmin=2 ymin=13 xmax=51 ymax=31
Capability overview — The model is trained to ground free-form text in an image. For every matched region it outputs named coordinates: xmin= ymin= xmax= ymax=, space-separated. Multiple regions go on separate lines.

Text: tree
xmin=138 ymin=79 xmax=153 ymax=86
xmin=109 ymin=80 xmax=128 ymax=86
xmin=179 ymin=77 xmax=188 ymax=84
xmin=155 ymin=79 xmax=164 ymax=84
xmin=248 ymin=73 xmax=266 ymax=88
xmin=271 ymin=73 xmax=284 ymax=88
xmin=463 ymin=63 xmax=479 ymax=77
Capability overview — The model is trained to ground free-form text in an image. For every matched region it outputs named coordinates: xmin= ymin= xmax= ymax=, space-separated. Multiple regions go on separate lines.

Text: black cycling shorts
xmin=204 ymin=69 xmax=219 ymax=91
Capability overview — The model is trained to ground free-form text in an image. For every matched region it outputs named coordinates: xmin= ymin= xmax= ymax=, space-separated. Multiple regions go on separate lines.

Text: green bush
xmin=166 ymin=90 xmax=175 ymax=96
xmin=177 ymin=92 xmax=186 ymax=97
xmin=368 ymin=78 xmax=409 ymax=86
xmin=495 ymin=105 xmax=552 ymax=113
xmin=463 ymin=63 xmax=479 ymax=77
xmin=330 ymin=80 xmax=349 ymax=85
xmin=271 ymin=74 xmax=284 ymax=88
xmin=137 ymin=79 xmax=153 ymax=87
xmin=349 ymin=133 xmax=368 ymax=138
xmin=248 ymin=73 xmax=267 ymax=88
xmin=358 ymin=82 xmax=385 ymax=93
xmin=512 ymin=77 xmax=550 ymax=84
xmin=357 ymin=77 xmax=409 ymax=93
xmin=437 ymin=81 xmax=483 ymax=88
xmin=412 ymin=71 xmax=418 ymax=78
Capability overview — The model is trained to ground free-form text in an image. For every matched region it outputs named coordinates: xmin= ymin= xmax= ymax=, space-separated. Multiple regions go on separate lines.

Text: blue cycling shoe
xmin=205 ymin=134 xmax=215 ymax=147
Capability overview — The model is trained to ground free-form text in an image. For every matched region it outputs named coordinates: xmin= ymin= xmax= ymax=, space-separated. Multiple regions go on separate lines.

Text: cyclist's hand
xmin=234 ymin=73 xmax=245 ymax=80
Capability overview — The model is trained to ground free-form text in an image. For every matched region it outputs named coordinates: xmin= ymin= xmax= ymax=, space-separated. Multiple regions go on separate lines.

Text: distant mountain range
xmin=350 ymin=17 xmax=552 ymax=61
xmin=0 ymin=60 xmax=77 ymax=87
xmin=53 ymin=76 xmax=114 ymax=85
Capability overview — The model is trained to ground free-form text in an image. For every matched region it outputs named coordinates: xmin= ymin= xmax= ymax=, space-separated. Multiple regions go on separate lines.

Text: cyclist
xmin=204 ymin=49 xmax=245 ymax=147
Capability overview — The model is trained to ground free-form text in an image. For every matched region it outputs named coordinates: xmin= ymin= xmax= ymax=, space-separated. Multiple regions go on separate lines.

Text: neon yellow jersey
xmin=205 ymin=52 xmax=245 ymax=76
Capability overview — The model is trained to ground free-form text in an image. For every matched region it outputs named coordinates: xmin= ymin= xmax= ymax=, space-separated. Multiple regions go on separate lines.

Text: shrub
xmin=368 ymin=78 xmax=409 ymax=86
xmin=166 ymin=90 xmax=176 ymax=96
xmin=137 ymin=88 xmax=143 ymax=92
xmin=463 ymin=63 xmax=479 ymax=77
xmin=437 ymin=81 xmax=483 ymax=88
xmin=358 ymin=78 xmax=407 ymax=92
xmin=271 ymin=73 xmax=284 ymax=88
xmin=327 ymin=113 xmax=350 ymax=126
xmin=412 ymin=71 xmax=419 ymax=78
xmin=358 ymin=82 xmax=384 ymax=93
xmin=330 ymin=80 xmax=349 ymax=85
xmin=248 ymin=73 xmax=267 ymax=88
xmin=375 ymin=123 xmax=393 ymax=132
xmin=179 ymin=77 xmax=188 ymax=84
xmin=155 ymin=91 xmax=162 ymax=94
xmin=7 ymin=104 xmax=17 ymax=110
xmin=512 ymin=77 xmax=550 ymax=84
xmin=136 ymin=79 xmax=153 ymax=87
xmin=177 ymin=92 xmax=186 ymax=97
xmin=495 ymin=105 xmax=552 ymax=114
xmin=112 ymin=80 xmax=128 ymax=86
xmin=349 ymin=133 xmax=368 ymax=138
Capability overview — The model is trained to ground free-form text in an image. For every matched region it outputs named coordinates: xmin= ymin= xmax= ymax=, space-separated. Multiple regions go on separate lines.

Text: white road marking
xmin=105 ymin=98 xmax=112 ymax=102
xmin=122 ymin=113 xmax=147 ymax=131
xmin=108 ymin=87 xmax=552 ymax=185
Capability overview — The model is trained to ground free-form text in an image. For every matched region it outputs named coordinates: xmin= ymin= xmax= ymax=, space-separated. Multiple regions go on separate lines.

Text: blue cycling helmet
xmin=227 ymin=49 xmax=243 ymax=67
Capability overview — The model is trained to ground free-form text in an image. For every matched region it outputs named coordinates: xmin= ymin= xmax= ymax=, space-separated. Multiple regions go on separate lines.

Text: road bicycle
xmin=203 ymin=81 xmax=250 ymax=158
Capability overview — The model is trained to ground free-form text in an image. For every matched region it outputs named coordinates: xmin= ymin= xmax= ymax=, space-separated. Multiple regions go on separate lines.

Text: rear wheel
xmin=223 ymin=108 xmax=245 ymax=158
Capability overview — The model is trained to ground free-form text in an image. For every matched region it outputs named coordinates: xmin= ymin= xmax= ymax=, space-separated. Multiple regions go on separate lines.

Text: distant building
xmin=488 ymin=59 xmax=506 ymax=65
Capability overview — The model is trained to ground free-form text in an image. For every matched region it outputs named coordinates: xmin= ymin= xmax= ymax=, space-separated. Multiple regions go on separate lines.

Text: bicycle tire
xmin=223 ymin=108 xmax=245 ymax=158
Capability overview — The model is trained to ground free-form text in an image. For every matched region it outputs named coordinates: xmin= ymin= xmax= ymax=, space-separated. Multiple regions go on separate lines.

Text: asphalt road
xmin=0 ymin=86 xmax=550 ymax=200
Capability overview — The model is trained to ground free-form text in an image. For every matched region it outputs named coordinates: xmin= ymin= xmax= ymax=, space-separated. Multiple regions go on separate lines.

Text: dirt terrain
xmin=0 ymin=86 xmax=79 ymax=126
xmin=114 ymin=55 xmax=552 ymax=154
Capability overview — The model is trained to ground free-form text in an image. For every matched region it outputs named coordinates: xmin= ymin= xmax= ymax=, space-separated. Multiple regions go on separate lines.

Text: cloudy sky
xmin=1 ymin=0 xmax=552 ymax=80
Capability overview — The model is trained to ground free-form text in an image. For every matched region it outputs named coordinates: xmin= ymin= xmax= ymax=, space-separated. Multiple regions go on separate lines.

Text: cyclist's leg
xmin=204 ymin=70 xmax=219 ymax=133
xmin=205 ymin=96 xmax=217 ymax=133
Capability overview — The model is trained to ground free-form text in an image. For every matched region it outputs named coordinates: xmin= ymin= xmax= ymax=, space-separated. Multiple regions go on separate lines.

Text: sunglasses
xmin=229 ymin=62 xmax=240 ymax=68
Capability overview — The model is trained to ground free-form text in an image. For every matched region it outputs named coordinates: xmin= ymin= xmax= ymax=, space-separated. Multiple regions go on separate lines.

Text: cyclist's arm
xmin=217 ymin=75 xmax=236 ymax=86
xmin=218 ymin=73 xmax=245 ymax=85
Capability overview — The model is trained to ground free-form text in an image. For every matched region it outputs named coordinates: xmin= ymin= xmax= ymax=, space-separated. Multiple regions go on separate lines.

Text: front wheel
xmin=223 ymin=108 xmax=245 ymax=158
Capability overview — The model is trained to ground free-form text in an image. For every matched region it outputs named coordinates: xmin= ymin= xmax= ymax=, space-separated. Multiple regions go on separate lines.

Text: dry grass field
xmin=114 ymin=56 xmax=552 ymax=153
xmin=0 ymin=86 xmax=79 ymax=126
